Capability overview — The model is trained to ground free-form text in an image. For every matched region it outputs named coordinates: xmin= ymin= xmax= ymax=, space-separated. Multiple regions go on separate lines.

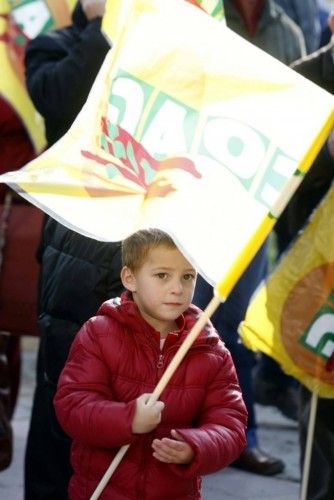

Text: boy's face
xmin=121 ymin=245 xmax=197 ymax=335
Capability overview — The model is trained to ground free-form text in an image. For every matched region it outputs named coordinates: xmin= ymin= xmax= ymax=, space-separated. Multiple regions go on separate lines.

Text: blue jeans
xmin=193 ymin=242 xmax=268 ymax=448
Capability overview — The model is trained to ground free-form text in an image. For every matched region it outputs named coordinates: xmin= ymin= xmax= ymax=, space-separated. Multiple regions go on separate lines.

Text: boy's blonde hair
xmin=122 ymin=229 xmax=176 ymax=271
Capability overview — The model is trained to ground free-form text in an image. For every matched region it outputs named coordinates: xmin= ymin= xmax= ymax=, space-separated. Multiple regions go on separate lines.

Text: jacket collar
xmin=226 ymin=0 xmax=282 ymax=35
xmin=98 ymin=291 xmax=219 ymax=347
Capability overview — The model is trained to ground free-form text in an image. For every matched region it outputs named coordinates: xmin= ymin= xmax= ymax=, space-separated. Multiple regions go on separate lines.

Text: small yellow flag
xmin=240 ymin=185 xmax=334 ymax=398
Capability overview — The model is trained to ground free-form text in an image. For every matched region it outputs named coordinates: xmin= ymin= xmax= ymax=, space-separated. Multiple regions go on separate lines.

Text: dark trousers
xmin=24 ymin=329 xmax=74 ymax=500
xmin=256 ymin=352 xmax=298 ymax=389
xmin=299 ymin=386 xmax=334 ymax=500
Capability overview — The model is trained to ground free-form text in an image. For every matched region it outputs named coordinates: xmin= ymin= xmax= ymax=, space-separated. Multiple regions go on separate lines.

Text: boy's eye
xmin=183 ymin=273 xmax=196 ymax=281
xmin=156 ymin=272 xmax=168 ymax=279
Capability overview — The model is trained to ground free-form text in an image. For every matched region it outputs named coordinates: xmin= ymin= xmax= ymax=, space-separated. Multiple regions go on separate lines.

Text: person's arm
xmin=24 ymin=11 xmax=110 ymax=132
xmin=290 ymin=0 xmax=320 ymax=54
xmin=54 ymin=318 xmax=136 ymax=448
xmin=54 ymin=317 xmax=164 ymax=448
xmin=153 ymin=346 xmax=247 ymax=476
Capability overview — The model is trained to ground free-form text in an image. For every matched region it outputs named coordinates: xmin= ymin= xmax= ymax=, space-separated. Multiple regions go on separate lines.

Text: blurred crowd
xmin=0 ymin=1 xmax=333 ymax=499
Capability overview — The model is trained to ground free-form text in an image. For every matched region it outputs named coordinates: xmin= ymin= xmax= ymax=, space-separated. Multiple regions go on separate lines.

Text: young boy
xmin=54 ymin=229 xmax=247 ymax=499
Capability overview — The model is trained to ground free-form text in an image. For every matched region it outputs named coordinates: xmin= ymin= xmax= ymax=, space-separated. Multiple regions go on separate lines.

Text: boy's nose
xmin=171 ymin=280 xmax=183 ymax=294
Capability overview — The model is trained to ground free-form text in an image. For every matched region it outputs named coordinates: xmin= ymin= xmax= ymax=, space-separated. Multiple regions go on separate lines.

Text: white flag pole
xmin=299 ymin=391 xmax=319 ymax=500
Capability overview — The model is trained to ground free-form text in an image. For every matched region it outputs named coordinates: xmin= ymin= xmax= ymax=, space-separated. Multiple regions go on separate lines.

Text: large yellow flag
xmin=0 ymin=0 xmax=333 ymax=293
xmin=0 ymin=0 xmax=75 ymax=153
xmin=240 ymin=185 xmax=334 ymax=398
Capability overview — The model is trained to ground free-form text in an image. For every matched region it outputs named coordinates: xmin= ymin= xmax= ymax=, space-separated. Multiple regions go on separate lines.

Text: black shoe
xmin=231 ymin=447 xmax=285 ymax=476
xmin=0 ymin=401 xmax=12 ymax=471
xmin=254 ymin=377 xmax=298 ymax=421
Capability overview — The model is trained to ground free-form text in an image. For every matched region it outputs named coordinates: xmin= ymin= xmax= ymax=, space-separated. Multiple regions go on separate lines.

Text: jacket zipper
xmin=156 ymin=353 xmax=164 ymax=379
xmin=156 ymin=342 xmax=210 ymax=381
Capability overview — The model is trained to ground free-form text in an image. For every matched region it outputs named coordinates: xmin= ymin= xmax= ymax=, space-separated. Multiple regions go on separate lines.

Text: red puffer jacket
xmin=54 ymin=292 xmax=247 ymax=499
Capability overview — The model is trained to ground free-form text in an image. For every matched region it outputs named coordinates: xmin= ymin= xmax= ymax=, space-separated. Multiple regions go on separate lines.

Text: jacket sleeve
xmin=53 ymin=319 xmax=137 ymax=449
xmin=172 ymin=347 xmax=247 ymax=477
xmin=289 ymin=0 xmax=320 ymax=54
xmin=24 ymin=18 xmax=110 ymax=131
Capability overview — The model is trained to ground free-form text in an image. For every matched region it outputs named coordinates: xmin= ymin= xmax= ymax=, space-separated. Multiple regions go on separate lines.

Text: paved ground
xmin=0 ymin=337 xmax=301 ymax=499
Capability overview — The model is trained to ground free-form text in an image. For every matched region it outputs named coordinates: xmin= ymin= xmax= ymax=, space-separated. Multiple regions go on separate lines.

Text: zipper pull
xmin=157 ymin=354 xmax=164 ymax=369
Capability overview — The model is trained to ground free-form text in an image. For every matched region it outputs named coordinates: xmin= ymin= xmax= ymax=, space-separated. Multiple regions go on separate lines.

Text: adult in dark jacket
xmin=278 ymin=33 xmax=334 ymax=500
xmin=194 ymin=0 xmax=306 ymax=477
xmin=224 ymin=0 xmax=306 ymax=64
xmin=24 ymin=2 xmax=124 ymax=499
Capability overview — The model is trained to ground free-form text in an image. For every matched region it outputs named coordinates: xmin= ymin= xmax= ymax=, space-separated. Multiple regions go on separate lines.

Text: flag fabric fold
xmin=0 ymin=0 xmax=333 ymax=290
xmin=240 ymin=184 xmax=334 ymax=398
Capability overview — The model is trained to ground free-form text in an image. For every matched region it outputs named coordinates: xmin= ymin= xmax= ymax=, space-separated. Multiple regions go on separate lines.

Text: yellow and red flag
xmin=240 ymin=185 xmax=334 ymax=397
xmin=0 ymin=0 xmax=333 ymax=294
xmin=0 ymin=0 xmax=76 ymax=153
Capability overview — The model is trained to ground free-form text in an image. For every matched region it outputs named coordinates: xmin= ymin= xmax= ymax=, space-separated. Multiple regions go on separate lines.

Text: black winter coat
xmin=24 ymin=5 xmax=123 ymax=500
xmin=24 ymin=3 xmax=123 ymax=379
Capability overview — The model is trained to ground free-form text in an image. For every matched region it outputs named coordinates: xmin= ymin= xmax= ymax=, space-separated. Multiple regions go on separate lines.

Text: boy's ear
xmin=121 ymin=266 xmax=137 ymax=292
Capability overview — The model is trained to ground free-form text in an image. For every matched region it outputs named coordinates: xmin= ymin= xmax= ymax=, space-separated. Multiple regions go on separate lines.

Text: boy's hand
xmin=152 ymin=429 xmax=195 ymax=464
xmin=80 ymin=0 xmax=106 ymax=20
xmin=132 ymin=393 xmax=165 ymax=434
